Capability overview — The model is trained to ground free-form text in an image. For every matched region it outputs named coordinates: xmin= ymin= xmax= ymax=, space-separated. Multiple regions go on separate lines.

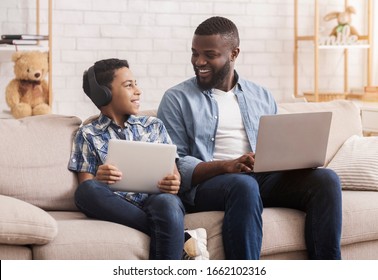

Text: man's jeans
xmin=74 ymin=179 xmax=185 ymax=260
xmin=185 ymin=168 xmax=342 ymax=260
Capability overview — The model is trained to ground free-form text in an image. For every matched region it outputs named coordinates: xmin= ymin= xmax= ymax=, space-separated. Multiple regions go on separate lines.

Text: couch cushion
xmin=185 ymin=209 xmax=306 ymax=259
xmin=261 ymin=191 xmax=378 ymax=256
xmin=36 ymin=211 xmax=222 ymax=260
xmin=33 ymin=211 xmax=150 ymax=260
xmin=278 ymin=100 xmax=362 ymax=165
xmin=0 ymin=195 xmax=58 ymax=245
xmin=0 ymin=114 xmax=82 ymax=211
xmin=185 ymin=211 xmax=224 ymax=260
xmin=327 ymin=135 xmax=378 ymax=191
xmin=0 ymin=244 xmax=32 ymax=260
xmin=35 ymin=188 xmax=378 ymax=260
xmin=261 ymin=208 xmax=306 ymax=255
xmin=341 ymin=191 xmax=378 ymax=245
xmin=185 ymin=191 xmax=378 ymax=258
xmin=36 ymin=210 xmax=304 ymax=260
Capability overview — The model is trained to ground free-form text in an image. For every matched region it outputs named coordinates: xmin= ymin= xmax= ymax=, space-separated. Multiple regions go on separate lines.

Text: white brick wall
xmin=0 ymin=0 xmax=375 ymax=121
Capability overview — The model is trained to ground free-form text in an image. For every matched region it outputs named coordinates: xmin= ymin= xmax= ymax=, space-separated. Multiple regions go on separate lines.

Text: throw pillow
xmin=327 ymin=135 xmax=378 ymax=191
xmin=0 ymin=195 xmax=58 ymax=245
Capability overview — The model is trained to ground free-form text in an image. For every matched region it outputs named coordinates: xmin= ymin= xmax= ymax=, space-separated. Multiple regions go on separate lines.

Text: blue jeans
xmin=74 ymin=179 xmax=185 ymax=260
xmin=184 ymin=168 xmax=342 ymax=260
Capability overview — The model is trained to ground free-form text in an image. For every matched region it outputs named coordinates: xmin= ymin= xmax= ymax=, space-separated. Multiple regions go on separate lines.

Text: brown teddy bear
xmin=5 ymin=51 xmax=51 ymax=119
xmin=323 ymin=6 xmax=359 ymax=38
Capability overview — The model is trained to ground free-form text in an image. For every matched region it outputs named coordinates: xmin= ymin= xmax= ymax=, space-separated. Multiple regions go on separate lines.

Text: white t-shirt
xmin=212 ymin=88 xmax=250 ymax=161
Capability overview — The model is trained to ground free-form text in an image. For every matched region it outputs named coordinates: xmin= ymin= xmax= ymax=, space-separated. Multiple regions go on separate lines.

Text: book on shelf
xmin=1 ymin=34 xmax=48 ymax=40
xmin=0 ymin=39 xmax=38 ymax=45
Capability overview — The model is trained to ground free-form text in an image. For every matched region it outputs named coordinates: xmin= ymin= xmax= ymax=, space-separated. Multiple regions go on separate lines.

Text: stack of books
xmin=363 ymin=86 xmax=378 ymax=102
xmin=0 ymin=34 xmax=48 ymax=45
xmin=365 ymin=86 xmax=378 ymax=93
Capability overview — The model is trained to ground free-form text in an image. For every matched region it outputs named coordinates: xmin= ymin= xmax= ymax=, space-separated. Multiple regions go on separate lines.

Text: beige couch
xmin=1 ymin=100 xmax=378 ymax=260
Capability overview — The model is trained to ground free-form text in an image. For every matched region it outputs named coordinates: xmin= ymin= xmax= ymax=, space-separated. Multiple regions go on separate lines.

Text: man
xmin=157 ymin=16 xmax=342 ymax=260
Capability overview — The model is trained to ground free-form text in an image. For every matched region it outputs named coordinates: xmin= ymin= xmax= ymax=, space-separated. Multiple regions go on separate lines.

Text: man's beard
xmin=195 ymin=60 xmax=231 ymax=91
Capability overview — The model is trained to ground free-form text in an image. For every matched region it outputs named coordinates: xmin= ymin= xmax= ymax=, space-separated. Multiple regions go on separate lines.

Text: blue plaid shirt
xmin=68 ymin=113 xmax=173 ymax=206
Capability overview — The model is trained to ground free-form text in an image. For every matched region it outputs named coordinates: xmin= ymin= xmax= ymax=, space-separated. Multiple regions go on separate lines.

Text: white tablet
xmin=106 ymin=139 xmax=177 ymax=193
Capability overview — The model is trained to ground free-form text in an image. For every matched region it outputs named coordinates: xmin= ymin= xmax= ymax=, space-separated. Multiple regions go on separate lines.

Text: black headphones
xmin=86 ymin=66 xmax=112 ymax=107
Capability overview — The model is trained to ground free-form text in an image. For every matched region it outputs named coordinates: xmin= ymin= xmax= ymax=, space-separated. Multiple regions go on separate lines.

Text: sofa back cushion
xmin=278 ymin=100 xmax=362 ymax=165
xmin=0 ymin=114 xmax=82 ymax=211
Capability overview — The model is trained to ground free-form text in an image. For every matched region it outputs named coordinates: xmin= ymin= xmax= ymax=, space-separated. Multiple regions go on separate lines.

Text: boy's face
xmin=109 ymin=67 xmax=141 ymax=116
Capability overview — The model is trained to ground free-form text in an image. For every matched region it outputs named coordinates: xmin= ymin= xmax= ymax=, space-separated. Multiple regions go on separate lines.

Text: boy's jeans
xmin=75 ymin=179 xmax=185 ymax=260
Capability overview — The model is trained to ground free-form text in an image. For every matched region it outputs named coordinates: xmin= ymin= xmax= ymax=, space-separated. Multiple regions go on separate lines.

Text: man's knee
xmin=226 ymin=175 xmax=262 ymax=208
xmin=311 ymin=168 xmax=342 ymax=201
xmin=314 ymin=168 xmax=341 ymax=189
xmin=228 ymin=174 xmax=259 ymax=194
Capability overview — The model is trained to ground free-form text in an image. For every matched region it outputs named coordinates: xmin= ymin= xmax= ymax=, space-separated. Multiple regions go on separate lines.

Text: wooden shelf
xmin=303 ymin=92 xmax=347 ymax=102
xmin=294 ymin=0 xmax=373 ymax=102
xmin=0 ymin=44 xmax=49 ymax=60
xmin=303 ymin=92 xmax=378 ymax=102
xmin=350 ymin=92 xmax=378 ymax=102
xmin=318 ymin=44 xmax=370 ymax=49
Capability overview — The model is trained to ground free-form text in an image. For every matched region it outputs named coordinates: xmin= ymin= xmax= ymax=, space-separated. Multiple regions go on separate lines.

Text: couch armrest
xmin=0 ymin=195 xmax=58 ymax=245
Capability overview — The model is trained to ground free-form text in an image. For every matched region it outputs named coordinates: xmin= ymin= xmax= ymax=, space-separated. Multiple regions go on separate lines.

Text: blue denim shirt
xmin=157 ymin=72 xmax=277 ymax=205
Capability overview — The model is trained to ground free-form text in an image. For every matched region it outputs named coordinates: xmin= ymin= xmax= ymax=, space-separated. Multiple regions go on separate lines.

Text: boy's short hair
xmin=194 ymin=16 xmax=240 ymax=49
xmin=83 ymin=58 xmax=129 ymax=104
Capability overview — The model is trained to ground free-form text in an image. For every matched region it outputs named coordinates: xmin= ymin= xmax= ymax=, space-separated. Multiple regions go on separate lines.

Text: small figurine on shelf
xmin=323 ymin=5 xmax=359 ymax=38
xmin=5 ymin=51 xmax=51 ymax=119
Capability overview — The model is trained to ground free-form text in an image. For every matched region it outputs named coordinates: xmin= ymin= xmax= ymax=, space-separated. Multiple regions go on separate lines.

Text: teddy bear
xmin=323 ymin=6 xmax=359 ymax=38
xmin=5 ymin=51 xmax=51 ymax=119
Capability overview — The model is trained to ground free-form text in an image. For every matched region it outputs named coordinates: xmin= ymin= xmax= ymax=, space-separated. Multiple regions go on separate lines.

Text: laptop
xmin=106 ymin=139 xmax=177 ymax=193
xmin=253 ymin=111 xmax=332 ymax=173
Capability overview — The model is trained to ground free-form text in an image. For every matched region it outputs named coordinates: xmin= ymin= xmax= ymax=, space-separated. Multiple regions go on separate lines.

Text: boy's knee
xmin=150 ymin=194 xmax=185 ymax=214
xmin=75 ymin=179 xmax=109 ymax=203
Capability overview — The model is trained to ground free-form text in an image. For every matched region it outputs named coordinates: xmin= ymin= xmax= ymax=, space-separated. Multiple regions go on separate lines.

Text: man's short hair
xmin=194 ymin=16 xmax=240 ymax=49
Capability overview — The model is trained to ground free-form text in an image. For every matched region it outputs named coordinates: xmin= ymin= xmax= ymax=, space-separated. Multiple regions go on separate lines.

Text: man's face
xmin=191 ymin=34 xmax=237 ymax=91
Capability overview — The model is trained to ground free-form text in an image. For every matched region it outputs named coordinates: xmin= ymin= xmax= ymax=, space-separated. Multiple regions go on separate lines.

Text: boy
xmin=68 ymin=58 xmax=206 ymax=260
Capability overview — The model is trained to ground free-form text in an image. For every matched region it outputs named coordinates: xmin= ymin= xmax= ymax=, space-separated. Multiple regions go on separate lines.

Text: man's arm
xmin=191 ymin=152 xmax=255 ymax=186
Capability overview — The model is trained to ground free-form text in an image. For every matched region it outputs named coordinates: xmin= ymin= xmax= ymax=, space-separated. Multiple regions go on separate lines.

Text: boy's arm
xmin=157 ymin=164 xmax=181 ymax=194
xmin=77 ymin=164 xmax=122 ymax=185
